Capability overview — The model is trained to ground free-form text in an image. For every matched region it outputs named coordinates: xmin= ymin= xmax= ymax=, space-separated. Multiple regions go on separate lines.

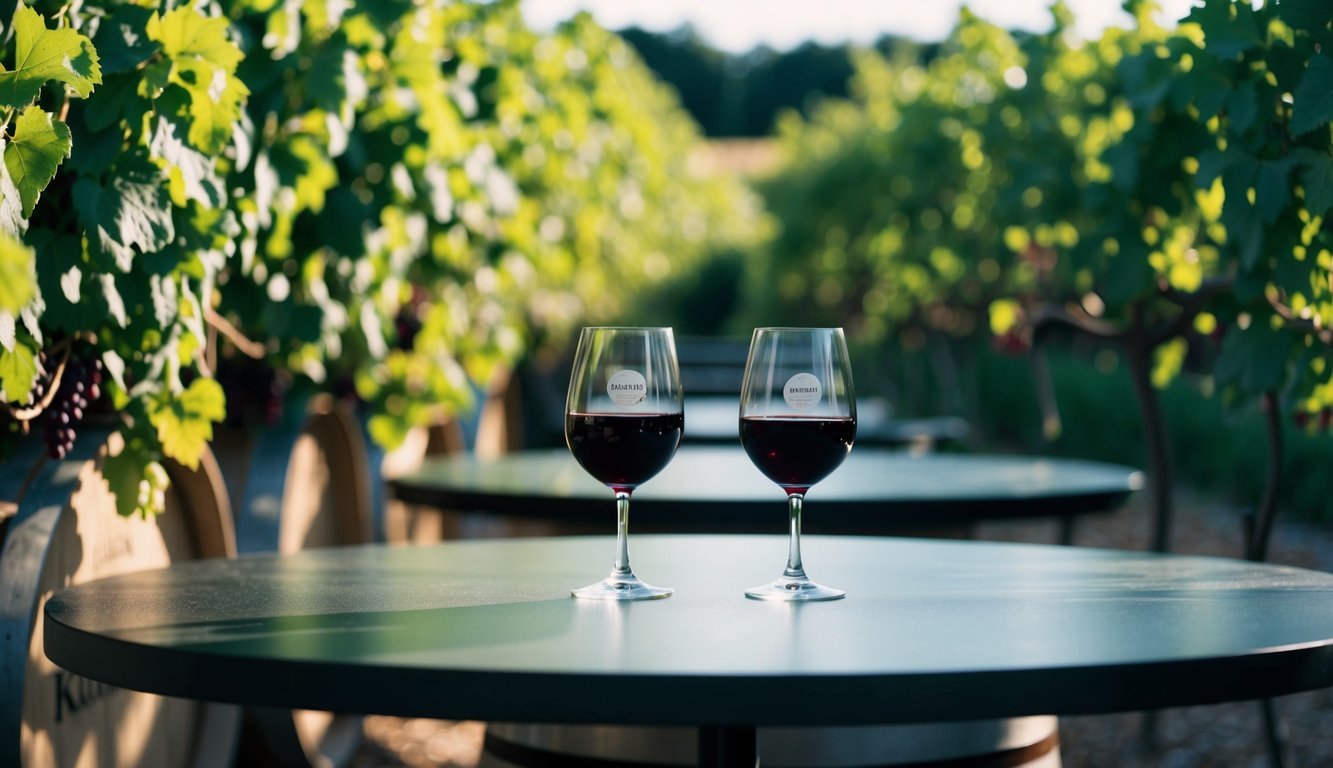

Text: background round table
xmin=679 ymin=396 xmax=970 ymax=448
xmin=388 ymin=447 xmax=1142 ymax=535
xmin=45 ymin=535 xmax=1333 ymax=761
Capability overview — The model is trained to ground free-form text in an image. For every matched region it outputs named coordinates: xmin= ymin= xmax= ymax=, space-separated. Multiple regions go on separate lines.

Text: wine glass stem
xmin=784 ymin=492 xmax=807 ymax=579
xmin=613 ymin=490 xmax=633 ymax=578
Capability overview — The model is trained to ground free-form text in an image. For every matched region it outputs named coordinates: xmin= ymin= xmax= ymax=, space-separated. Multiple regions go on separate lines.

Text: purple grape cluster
xmin=42 ymin=352 xmax=104 ymax=460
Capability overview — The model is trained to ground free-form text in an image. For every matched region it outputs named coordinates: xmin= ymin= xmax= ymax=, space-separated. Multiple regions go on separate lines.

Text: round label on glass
xmin=607 ymin=369 xmax=648 ymax=407
xmin=783 ymin=373 xmax=822 ymax=409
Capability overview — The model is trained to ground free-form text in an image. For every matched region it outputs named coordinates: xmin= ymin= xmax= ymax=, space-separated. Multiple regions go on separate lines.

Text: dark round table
xmin=388 ymin=447 xmax=1142 ymax=535
xmin=44 ymin=536 xmax=1333 ymax=766
xmin=680 ymin=396 xmax=969 ymax=448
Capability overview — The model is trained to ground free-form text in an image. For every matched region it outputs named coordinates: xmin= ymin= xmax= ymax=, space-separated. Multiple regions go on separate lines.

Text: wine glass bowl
xmin=739 ymin=327 xmax=856 ymax=601
xmin=565 ymin=327 xmax=683 ymax=600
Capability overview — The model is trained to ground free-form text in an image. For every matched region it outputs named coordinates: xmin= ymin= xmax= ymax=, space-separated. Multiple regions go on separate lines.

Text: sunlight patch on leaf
xmin=147 ymin=377 xmax=225 ymax=469
xmin=0 ymin=4 xmax=101 ymax=107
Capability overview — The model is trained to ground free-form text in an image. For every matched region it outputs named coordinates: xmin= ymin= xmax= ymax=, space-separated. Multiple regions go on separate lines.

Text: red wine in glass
xmin=739 ymin=327 xmax=856 ymax=601
xmin=739 ymin=415 xmax=855 ymax=495
xmin=567 ymin=412 xmax=684 ymax=492
xmin=565 ymin=326 xmax=683 ymax=600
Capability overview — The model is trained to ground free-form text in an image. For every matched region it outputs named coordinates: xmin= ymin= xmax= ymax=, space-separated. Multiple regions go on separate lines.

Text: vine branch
xmin=1268 ymin=299 xmax=1333 ymax=346
xmin=1028 ymin=302 xmax=1125 ymax=342
xmin=205 ymin=306 xmax=267 ymax=360
xmin=4 ymin=333 xmax=94 ymax=424
xmin=1151 ymin=274 xmax=1236 ymax=346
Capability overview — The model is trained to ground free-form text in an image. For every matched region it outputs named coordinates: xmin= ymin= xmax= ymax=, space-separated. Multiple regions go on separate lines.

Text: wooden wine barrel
xmin=0 ymin=429 xmax=239 ymax=768
xmin=376 ymin=365 xmax=546 ymax=544
xmin=375 ymin=419 xmax=466 ymax=545
xmin=217 ymin=394 xmax=374 ymax=555
xmin=481 ymin=718 xmax=1061 ymax=768
xmin=211 ymin=393 xmax=374 ymax=768
xmin=474 ymin=366 xmax=526 ymax=459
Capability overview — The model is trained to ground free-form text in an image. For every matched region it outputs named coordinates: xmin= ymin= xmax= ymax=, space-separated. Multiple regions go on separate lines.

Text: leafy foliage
xmin=1 ymin=0 xmax=240 ymax=514
xmin=0 ymin=233 xmax=36 ymax=313
xmin=0 ymin=4 xmax=100 ymax=104
xmin=755 ymin=0 xmax=1333 ymax=420
xmin=1 ymin=0 xmax=758 ymax=515
xmin=213 ymin=0 xmax=758 ymax=449
xmin=755 ymin=6 xmax=1099 ymax=344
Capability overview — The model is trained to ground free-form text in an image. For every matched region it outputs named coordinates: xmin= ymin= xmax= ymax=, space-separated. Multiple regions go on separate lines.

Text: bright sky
xmin=521 ymin=0 xmax=1201 ymax=52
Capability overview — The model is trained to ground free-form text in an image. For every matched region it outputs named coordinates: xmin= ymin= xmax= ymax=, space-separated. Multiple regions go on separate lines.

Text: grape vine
xmin=754 ymin=0 xmax=1333 ymax=537
xmin=1 ymin=0 xmax=759 ymax=516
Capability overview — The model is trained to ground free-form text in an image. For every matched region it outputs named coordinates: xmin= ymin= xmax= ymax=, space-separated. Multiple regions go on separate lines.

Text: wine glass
xmin=565 ymin=327 xmax=684 ymax=600
xmin=739 ymin=327 xmax=856 ymax=601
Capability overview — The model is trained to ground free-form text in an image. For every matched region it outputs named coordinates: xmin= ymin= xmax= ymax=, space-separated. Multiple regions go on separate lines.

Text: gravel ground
xmin=349 ymin=492 xmax=1333 ymax=768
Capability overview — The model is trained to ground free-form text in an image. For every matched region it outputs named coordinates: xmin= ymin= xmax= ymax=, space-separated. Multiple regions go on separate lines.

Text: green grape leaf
xmin=150 ymin=93 xmax=224 ymax=207
xmin=102 ymin=437 xmax=166 ymax=518
xmin=1225 ymin=199 xmax=1264 ymax=270
xmin=168 ymin=75 xmax=249 ymax=154
xmin=268 ymin=135 xmax=338 ymax=214
xmin=1277 ymin=0 xmax=1333 ymax=33
xmin=73 ymin=156 xmax=174 ymax=270
xmin=1226 ymin=80 xmax=1258 ymax=134
xmin=91 ymin=6 xmax=157 ymax=75
xmin=67 ymin=115 xmax=122 ymax=176
xmin=0 ymin=151 xmax=24 ymax=238
xmin=1104 ymin=143 xmax=1141 ymax=192
xmin=149 ymin=273 xmax=177 ymax=328
xmin=32 ymin=231 xmax=101 ymax=331
xmin=82 ymin=72 xmax=146 ymax=134
xmin=102 ymin=349 xmax=127 ymax=398
xmin=18 ymin=304 xmax=40 ymax=346
xmin=0 ymin=4 xmax=102 ymax=107
xmin=138 ymin=60 xmax=171 ymax=100
xmin=1256 ymin=158 xmax=1294 ymax=224
xmin=1273 ymin=235 xmax=1313 ymax=294
xmin=102 ymin=448 xmax=146 ymax=517
xmin=252 ymin=150 xmax=278 ymax=228
xmin=1299 ymin=149 xmax=1333 ymax=215
xmin=99 ymin=272 xmax=128 ymax=328
xmin=59 ymin=265 xmax=81 ymax=303
xmin=1189 ymin=57 xmax=1232 ymax=120
xmin=1220 ymin=154 xmax=1264 ymax=269
xmin=1101 ymin=241 xmax=1155 ymax=306
xmin=0 ymin=232 xmax=36 ymax=313
xmin=1291 ymin=54 xmax=1333 ymax=137
xmin=307 ymin=38 xmax=364 ymax=120
xmin=147 ymin=8 xmax=248 ymax=154
xmin=146 ymin=377 xmax=225 ymax=470
xmin=1118 ymin=54 xmax=1166 ymax=108
xmin=1187 ymin=0 xmax=1263 ymax=59
xmin=1216 ymin=324 xmax=1292 ymax=395
xmin=148 ymin=8 xmax=243 ymax=72
xmin=1196 ymin=150 xmax=1233 ymax=187
xmin=3 ymin=106 xmax=72 ymax=218
xmin=304 ymin=0 xmax=352 ymax=32
xmin=0 ymin=338 xmax=39 ymax=403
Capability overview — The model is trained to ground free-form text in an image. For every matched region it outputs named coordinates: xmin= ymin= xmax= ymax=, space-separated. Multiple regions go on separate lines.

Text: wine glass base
xmin=745 ymin=576 xmax=845 ymax=601
xmin=572 ymin=575 xmax=673 ymax=601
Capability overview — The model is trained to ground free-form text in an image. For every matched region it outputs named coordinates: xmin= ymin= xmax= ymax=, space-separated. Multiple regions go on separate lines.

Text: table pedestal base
xmin=698 ymin=726 xmax=758 ymax=768
xmin=481 ymin=717 xmax=1060 ymax=768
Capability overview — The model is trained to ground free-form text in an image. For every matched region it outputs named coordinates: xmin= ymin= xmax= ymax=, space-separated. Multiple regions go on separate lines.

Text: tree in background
xmin=745 ymin=0 xmax=1333 ymax=540
xmin=618 ymin=24 xmax=928 ymax=137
